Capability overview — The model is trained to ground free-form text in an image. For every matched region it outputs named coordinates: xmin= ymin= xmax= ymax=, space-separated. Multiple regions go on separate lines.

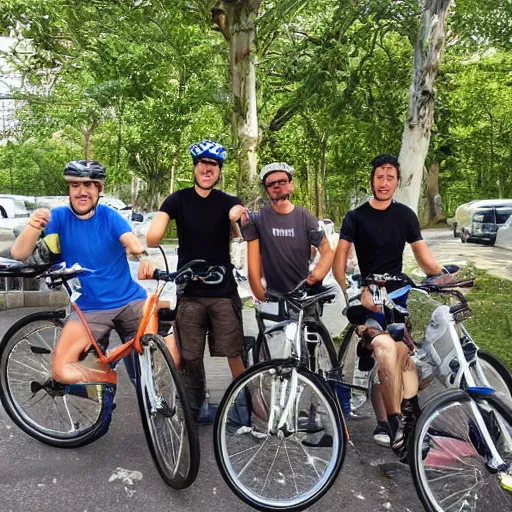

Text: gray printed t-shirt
xmin=241 ymin=204 xmax=325 ymax=294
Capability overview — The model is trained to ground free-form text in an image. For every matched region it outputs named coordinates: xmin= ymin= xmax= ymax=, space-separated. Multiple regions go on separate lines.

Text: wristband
xmin=28 ymin=221 xmax=43 ymax=231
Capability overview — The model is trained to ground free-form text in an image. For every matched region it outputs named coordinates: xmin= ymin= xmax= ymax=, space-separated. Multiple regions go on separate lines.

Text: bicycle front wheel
xmin=471 ymin=350 xmax=512 ymax=397
xmin=0 ymin=313 xmax=106 ymax=447
xmin=411 ymin=389 xmax=512 ymax=511
xmin=214 ymin=360 xmax=345 ymax=512
xmin=135 ymin=334 xmax=199 ymax=489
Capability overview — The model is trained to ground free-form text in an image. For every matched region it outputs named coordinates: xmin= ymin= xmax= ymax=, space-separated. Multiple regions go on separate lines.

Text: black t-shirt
xmin=159 ymin=187 xmax=242 ymax=297
xmin=339 ymin=201 xmax=422 ymax=279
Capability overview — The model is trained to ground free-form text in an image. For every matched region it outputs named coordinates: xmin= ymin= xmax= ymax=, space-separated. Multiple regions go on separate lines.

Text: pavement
xmin=1 ymin=227 xmax=507 ymax=512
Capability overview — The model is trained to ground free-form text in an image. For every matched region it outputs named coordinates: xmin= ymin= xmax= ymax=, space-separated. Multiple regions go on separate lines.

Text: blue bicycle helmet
xmin=189 ymin=140 xmax=227 ymax=166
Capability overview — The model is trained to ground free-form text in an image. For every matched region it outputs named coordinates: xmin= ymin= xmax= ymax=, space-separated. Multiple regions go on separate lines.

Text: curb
xmin=0 ymin=290 xmax=68 ymax=311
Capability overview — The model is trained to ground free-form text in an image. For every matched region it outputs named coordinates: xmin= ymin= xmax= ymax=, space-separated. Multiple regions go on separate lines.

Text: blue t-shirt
xmin=45 ymin=204 xmax=147 ymax=311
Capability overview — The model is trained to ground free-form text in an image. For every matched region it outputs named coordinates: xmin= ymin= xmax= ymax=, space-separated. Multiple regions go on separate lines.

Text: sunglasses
xmin=265 ymin=179 xmax=289 ymax=188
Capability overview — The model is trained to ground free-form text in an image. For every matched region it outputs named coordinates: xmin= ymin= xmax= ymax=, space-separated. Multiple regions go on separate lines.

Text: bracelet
xmin=28 ymin=222 xmax=43 ymax=231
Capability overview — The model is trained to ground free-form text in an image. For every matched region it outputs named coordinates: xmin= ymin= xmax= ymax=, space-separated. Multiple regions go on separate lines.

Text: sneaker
xmin=298 ymin=409 xmax=324 ymax=434
xmin=302 ymin=432 xmax=333 ymax=448
xmin=373 ymin=422 xmax=391 ymax=447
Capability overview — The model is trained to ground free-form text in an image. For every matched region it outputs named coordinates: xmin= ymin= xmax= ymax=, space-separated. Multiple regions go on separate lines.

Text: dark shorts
xmin=67 ymin=299 xmax=145 ymax=352
xmin=174 ymin=294 xmax=243 ymax=360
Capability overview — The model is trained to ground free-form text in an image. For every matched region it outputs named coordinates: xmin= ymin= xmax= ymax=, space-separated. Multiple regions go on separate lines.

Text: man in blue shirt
xmin=10 ymin=160 xmax=153 ymax=385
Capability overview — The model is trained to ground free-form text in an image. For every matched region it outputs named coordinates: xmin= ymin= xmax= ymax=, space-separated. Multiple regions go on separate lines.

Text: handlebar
xmin=347 ymin=270 xmax=475 ymax=308
xmin=153 ymin=260 xmax=226 ymax=286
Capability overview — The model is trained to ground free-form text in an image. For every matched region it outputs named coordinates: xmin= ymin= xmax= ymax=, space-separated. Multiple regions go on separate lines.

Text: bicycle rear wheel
xmin=411 ymin=389 xmax=512 ymax=511
xmin=0 ymin=313 xmax=107 ymax=447
xmin=135 ymin=334 xmax=199 ymax=489
xmin=214 ymin=359 xmax=345 ymax=511
xmin=337 ymin=324 xmax=369 ymax=411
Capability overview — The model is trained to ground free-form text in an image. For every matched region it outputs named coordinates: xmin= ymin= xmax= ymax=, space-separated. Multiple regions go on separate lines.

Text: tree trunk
xmin=395 ymin=0 xmax=452 ymax=212
xmin=320 ymin=133 xmax=327 ymax=219
xmin=81 ymin=119 xmax=97 ymax=160
xmin=419 ymin=161 xmax=442 ymax=226
xmin=213 ymin=1 xmax=261 ymax=191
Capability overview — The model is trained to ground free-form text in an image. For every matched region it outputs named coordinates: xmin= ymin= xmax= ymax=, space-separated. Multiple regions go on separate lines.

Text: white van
xmin=454 ymin=199 xmax=512 ymax=245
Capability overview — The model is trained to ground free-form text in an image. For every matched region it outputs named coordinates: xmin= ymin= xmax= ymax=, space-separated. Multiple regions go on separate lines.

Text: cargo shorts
xmin=67 ymin=299 xmax=145 ymax=352
xmin=174 ymin=294 xmax=243 ymax=360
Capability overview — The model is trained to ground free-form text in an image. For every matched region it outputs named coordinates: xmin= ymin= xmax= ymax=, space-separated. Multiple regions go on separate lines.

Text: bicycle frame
xmin=62 ymin=276 xmax=165 ymax=367
xmin=345 ymin=274 xmax=512 ymax=468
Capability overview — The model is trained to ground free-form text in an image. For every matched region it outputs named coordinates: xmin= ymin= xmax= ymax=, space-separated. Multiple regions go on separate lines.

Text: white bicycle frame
xmin=350 ymin=281 xmax=512 ymax=469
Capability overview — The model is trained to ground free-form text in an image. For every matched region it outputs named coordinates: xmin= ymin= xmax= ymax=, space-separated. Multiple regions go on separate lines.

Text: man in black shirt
xmin=146 ymin=140 xmax=245 ymax=419
xmin=333 ymin=154 xmax=443 ymax=461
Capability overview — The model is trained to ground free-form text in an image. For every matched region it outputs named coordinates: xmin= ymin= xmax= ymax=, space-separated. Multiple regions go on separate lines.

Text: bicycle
xmin=336 ymin=272 xmax=512 ymax=416
xmin=235 ymin=271 xmax=339 ymax=379
xmin=334 ymin=270 xmax=512 ymax=510
xmin=213 ymin=282 xmax=347 ymax=512
xmin=0 ymin=256 xmax=224 ymax=489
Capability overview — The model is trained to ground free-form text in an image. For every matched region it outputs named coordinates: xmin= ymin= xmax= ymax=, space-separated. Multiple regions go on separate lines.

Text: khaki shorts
xmin=174 ymin=295 xmax=243 ymax=360
xmin=67 ymin=299 xmax=145 ymax=351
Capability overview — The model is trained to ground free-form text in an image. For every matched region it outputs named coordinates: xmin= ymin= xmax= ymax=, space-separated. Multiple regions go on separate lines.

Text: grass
xmin=406 ymin=265 xmax=512 ymax=370
xmin=456 ymin=265 xmax=512 ymax=369
xmin=334 ymin=264 xmax=512 ymax=370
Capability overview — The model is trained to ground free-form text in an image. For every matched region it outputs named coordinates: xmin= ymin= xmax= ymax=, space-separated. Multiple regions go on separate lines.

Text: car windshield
xmin=496 ymin=209 xmax=512 ymax=225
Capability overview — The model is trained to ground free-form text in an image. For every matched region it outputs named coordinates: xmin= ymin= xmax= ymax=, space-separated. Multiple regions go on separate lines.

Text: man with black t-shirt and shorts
xmin=333 ymin=154 xmax=444 ymax=462
xmin=146 ymin=140 xmax=245 ymax=419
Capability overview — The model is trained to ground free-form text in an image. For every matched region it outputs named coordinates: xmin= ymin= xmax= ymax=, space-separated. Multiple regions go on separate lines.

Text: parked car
xmin=495 ymin=214 xmax=512 ymax=250
xmin=454 ymin=199 xmax=512 ymax=245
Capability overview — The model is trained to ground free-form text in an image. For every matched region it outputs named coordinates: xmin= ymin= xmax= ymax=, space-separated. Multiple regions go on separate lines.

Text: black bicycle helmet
xmin=64 ymin=160 xmax=106 ymax=183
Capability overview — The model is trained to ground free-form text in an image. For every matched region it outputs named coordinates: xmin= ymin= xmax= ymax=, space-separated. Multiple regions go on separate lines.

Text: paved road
xmin=0 ymin=308 xmax=423 ymax=512
xmin=5 ymin=227 xmax=506 ymax=512
xmin=404 ymin=228 xmax=512 ymax=281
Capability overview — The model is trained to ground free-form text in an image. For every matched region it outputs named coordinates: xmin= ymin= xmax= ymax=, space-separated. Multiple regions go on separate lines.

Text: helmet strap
xmin=68 ymin=198 xmax=98 ymax=219
xmin=270 ymin=194 xmax=291 ymax=204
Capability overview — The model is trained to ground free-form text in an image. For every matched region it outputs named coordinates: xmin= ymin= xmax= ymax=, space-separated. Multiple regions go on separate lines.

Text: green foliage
xmin=1 ymin=0 xmax=511 ymax=222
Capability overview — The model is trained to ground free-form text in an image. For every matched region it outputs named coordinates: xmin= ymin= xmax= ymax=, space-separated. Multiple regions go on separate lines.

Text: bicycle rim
xmin=214 ymin=361 xmax=345 ymax=511
xmin=137 ymin=334 xmax=199 ymax=489
xmin=412 ymin=389 xmax=512 ymax=511
xmin=0 ymin=318 xmax=104 ymax=446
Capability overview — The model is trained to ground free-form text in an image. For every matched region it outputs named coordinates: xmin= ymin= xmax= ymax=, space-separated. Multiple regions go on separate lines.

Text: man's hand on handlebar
xmin=306 ymin=267 xmax=323 ymax=286
xmin=137 ymin=260 xmax=155 ymax=280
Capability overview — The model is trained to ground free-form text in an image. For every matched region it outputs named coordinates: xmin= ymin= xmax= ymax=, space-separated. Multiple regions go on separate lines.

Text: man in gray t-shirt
xmin=235 ymin=162 xmax=333 ymax=300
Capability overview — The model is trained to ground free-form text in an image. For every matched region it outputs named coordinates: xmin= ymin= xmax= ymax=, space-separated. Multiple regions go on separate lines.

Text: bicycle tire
xmin=135 ymin=334 xmax=199 ymax=489
xmin=470 ymin=350 xmax=512 ymax=397
xmin=337 ymin=324 xmax=370 ymax=411
xmin=0 ymin=312 xmax=107 ymax=447
xmin=214 ymin=359 xmax=346 ymax=512
xmin=304 ymin=319 xmax=338 ymax=376
xmin=255 ymin=320 xmax=338 ymax=377
xmin=411 ymin=388 xmax=512 ymax=511
xmin=253 ymin=332 xmax=271 ymax=364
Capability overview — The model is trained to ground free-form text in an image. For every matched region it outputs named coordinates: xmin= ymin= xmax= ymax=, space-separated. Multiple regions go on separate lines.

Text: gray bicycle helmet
xmin=64 ymin=160 xmax=106 ymax=183
xmin=259 ymin=162 xmax=294 ymax=185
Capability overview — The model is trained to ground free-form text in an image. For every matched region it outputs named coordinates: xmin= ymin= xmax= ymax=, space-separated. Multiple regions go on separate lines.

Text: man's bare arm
xmin=332 ymin=239 xmax=352 ymax=290
xmin=10 ymin=209 xmax=50 ymax=260
xmin=120 ymin=232 xmax=145 ymax=255
xmin=247 ymin=239 xmax=266 ymax=302
xmin=146 ymin=211 xmax=171 ymax=248
xmin=411 ymin=240 xmax=443 ymax=276
xmin=307 ymin=237 xmax=333 ymax=284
